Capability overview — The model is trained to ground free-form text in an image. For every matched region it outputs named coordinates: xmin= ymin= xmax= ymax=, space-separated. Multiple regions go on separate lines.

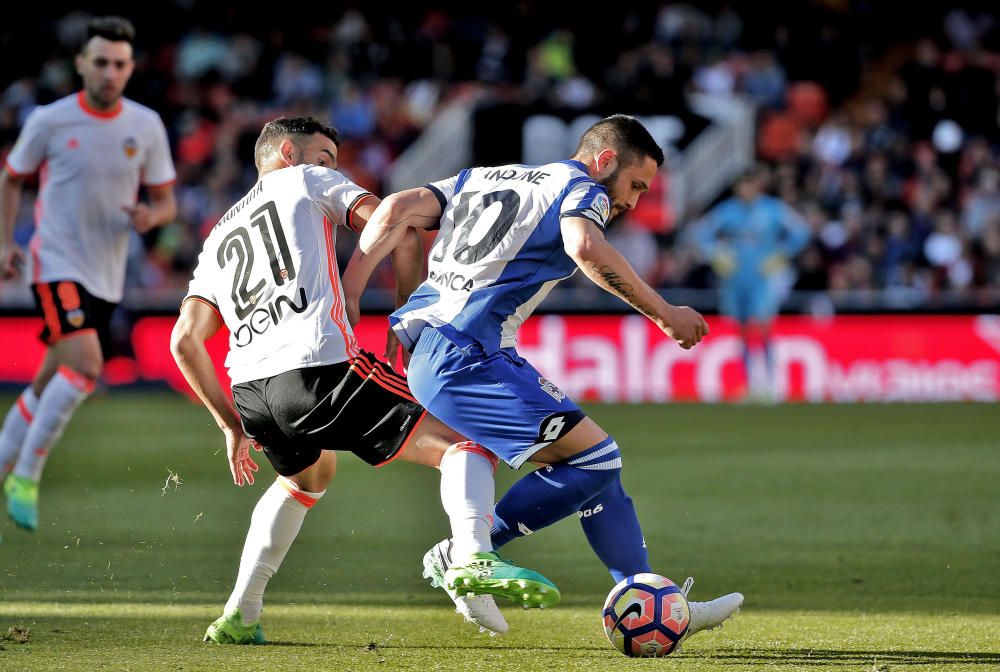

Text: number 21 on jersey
xmin=217 ymin=201 xmax=297 ymax=320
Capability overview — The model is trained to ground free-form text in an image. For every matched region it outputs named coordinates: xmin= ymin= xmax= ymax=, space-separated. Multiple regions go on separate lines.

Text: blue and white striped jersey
xmin=391 ymin=160 xmax=610 ymax=353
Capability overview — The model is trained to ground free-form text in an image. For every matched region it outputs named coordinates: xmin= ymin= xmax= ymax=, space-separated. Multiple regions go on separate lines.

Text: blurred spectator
xmin=741 ymin=51 xmax=787 ymax=110
xmin=963 ymin=167 xmax=1000 ymax=236
xmin=0 ymin=2 xmax=996 ymax=309
xmin=694 ymin=54 xmax=736 ymax=96
xmin=331 ymin=83 xmax=376 ymax=139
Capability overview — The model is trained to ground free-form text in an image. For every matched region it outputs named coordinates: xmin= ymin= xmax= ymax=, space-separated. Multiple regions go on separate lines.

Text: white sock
xmin=225 ymin=476 xmax=325 ymax=624
xmin=439 ymin=442 xmax=497 ymax=564
xmin=14 ymin=368 xmax=93 ymax=482
xmin=0 ymin=386 xmax=38 ymax=474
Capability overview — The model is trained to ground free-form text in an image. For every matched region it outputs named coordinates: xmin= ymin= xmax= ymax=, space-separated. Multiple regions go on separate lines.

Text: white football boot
xmin=422 ymin=539 xmax=509 ymax=635
xmin=681 ymin=576 xmax=744 ymax=639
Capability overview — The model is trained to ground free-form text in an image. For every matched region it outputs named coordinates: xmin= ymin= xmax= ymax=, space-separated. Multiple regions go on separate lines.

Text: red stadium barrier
xmin=513 ymin=314 xmax=1000 ymax=403
xmin=2 ymin=315 xmax=999 ymax=402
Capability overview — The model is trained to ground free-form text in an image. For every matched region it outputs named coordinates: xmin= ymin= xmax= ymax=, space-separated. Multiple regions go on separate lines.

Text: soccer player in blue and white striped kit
xmin=344 ymin=115 xmax=743 ymax=637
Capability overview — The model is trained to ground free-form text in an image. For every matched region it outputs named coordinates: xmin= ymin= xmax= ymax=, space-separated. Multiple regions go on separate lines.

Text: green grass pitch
xmin=0 ymin=393 xmax=998 ymax=671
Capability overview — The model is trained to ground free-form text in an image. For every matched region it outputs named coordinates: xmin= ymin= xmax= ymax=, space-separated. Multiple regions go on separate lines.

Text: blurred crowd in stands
xmin=1 ymin=2 xmax=997 ymax=309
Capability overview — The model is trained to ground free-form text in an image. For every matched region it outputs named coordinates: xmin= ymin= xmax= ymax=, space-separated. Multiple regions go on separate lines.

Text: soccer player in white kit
xmin=0 ymin=17 xmax=177 ymax=535
xmin=172 ymin=117 xmax=553 ymax=644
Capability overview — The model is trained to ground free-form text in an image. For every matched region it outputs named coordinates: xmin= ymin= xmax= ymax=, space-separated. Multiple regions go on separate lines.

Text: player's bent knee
xmin=78 ymin=362 xmax=103 ymax=383
xmin=56 ymin=365 xmax=97 ymax=394
xmin=54 ymin=333 xmax=104 ymax=379
xmin=447 ymin=441 xmax=500 ymax=473
xmin=57 ymin=357 xmax=102 ymax=383
xmin=563 ymin=436 xmax=622 ymax=491
xmin=399 ymin=414 xmax=464 ymax=468
xmin=287 ymin=451 xmax=336 ymax=493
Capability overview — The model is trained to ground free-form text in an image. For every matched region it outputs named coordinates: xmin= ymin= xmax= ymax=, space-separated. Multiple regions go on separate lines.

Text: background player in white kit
xmin=172 ymin=117 xmax=554 ymax=644
xmin=0 ymin=17 xmax=177 ymax=535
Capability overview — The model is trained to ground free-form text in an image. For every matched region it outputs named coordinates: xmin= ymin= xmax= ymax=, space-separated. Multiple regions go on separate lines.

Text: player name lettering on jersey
xmin=483 ymin=168 xmax=552 ymax=185
xmin=428 ymin=270 xmax=474 ymax=292
xmin=217 ymin=180 xmax=265 ymax=229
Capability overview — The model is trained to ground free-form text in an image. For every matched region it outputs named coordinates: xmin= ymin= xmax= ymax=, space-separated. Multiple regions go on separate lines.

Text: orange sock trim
xmin=277 ymin=477 xmax=320 ymax=509
xmin=57 ymin=365 xmax=96 ymax=393
xmin=445 ymin=441 xmax=500 ymax=473
xmin=16 ymin=397 xmax=34 ymax=423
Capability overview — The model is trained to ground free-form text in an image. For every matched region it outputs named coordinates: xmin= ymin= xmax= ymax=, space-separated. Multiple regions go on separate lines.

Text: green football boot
xmin=203 ymin=608 xmax=267 ymax=645
xmin=4 ymin=474 xmax=39 ymax=531
xmin=422 ymin=540 xmax=509 ymax=634
xmin=445 ymin=551 xmax=560 ymax=609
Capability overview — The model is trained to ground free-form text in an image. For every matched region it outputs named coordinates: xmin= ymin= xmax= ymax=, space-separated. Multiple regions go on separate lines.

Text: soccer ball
xmin=602 ymin=573 xmax=690 ymax=657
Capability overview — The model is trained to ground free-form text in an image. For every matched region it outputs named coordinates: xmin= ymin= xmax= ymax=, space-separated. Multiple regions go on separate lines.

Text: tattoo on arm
xmin=592 ymin=264 xmax=656 ymax=319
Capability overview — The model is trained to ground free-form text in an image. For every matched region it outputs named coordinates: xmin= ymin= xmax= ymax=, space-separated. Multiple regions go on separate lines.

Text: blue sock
xmin=491 ymin=438 xmax=621 ymax=548
xmin=578 ymin=474 xmax=650 ymax=582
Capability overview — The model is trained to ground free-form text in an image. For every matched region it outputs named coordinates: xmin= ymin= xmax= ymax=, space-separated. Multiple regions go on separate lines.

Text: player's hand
xmin=384 ymin=327 xmax=401 ymax=368
xmin=224 ymin=426 xmax=259 ymax=487
xmin=761 ymin=252 xmax=787 ymax=276
xmin=123 ymin=203 xmax=157 ymax=234
xmin=661 ymin=305 xmax=709 ymax=350
xmin=383 ymin=327 xmax=411 ymax=372
xmin=0 ymin=244 xmax=25 ymax=281
xmin=711 ymin=251 xmax=736 ymax=277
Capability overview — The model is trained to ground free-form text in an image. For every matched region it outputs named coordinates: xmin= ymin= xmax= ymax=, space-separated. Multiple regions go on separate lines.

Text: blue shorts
xmin=719 ymin=277 xmax=779 ymax=324
xmin=407 ymin=329 xmax=585 ymax=469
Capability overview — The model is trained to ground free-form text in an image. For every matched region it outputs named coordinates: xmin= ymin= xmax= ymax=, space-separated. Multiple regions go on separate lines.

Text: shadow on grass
xmin=7 ymin=590 xmax=1000 ymax=614
xmin=263 ymin=643 xmax=1000 ymax=663
xmin=263 ymin=640 xmax=609 ymax=652
xmin=687 ymin=648 xmax=1000 ymax=666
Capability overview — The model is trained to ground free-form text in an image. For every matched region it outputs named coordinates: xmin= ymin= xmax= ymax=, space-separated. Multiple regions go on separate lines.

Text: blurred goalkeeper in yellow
xmin=691 ymin=166 xmax=809 ymax=400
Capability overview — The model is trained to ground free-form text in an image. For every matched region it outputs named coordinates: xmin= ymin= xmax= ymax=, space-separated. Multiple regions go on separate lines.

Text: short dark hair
xmin=254 ymin=117 xmax=341 ymax=170
xmin=574 ymin=114 xmax=665 ymax=168
xmin=84 ymin=16 xmax=135 ymax=50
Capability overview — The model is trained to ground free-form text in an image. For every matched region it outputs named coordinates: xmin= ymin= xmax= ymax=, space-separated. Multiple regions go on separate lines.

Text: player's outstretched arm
xmin=348 ymin=196 xmax=425 ymax=313
xmin=170 ymin=299 xmax=258 ymax=486
xmin=348 ymin=195 xmax=425 ymax=360
xmin=0 ymin=169 xmax=26 ymax=280
xmin=562 ymin=216 xmax=709 ymax=350
xmin=385 ymin=228 xmax=424 ymax=363
xmin=342 ymin=187 xmax=442 ymax=323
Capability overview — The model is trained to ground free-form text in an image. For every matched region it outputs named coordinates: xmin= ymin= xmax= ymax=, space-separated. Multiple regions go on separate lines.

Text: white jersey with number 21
xmin=184 ymin=165 xmax=373 ymax=385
